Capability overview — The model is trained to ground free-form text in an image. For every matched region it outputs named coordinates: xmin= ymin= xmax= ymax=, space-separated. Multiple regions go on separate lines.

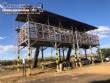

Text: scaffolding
xmin=17 ymin=22 xmax=99 ymax=47
xmin=16 ymin=9 xmax=100 ymax=74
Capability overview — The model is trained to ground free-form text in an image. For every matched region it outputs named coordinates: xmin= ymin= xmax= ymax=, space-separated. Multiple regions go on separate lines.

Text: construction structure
xmin=16 ymin=7 xmax=100 ymax=73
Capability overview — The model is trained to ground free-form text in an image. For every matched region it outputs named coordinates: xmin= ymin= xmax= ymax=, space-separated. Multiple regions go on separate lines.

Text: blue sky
xmin=0 ymin=0 xmax=110 ymax=60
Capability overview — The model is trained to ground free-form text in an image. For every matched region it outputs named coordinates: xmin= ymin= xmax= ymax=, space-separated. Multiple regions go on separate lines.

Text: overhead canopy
xmin=16 ymin=10 xmax=97 ymax=31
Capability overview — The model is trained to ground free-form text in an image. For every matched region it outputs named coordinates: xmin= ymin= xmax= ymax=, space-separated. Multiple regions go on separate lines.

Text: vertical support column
xmin=98 ymin=46 xmax=103 ymax=63
xmin=33 ymin=47 xmax=40 ymax=68
xmin=75 ymin=30 xmax=82 ymax=67
xmin=55 ymin=43 xmax=61 ymax=72
xmin=90 ymin=46 xmax=94 ymax=65
xmin=72 ymin=27 xmax=77 ymax=67
xmin=59 ymin=48 xmax=61 ymax=62
xmin=66 ymin=47 xmax=72 ymax=62
xmin=50 ymin=48 xmax=53 ymax=60
xmin=78 ymin=52 xmax=82 ymax=67
xmin=41 ymin=47 xmax=44 ymax=69
xmin=17 ymin=46 xmax=20 ymax=72
xmin=55 ymin=43 xmax=58 ymax=71
xmin=74 ymin=46 xmax=78 ymax=67
xmin=62 ymin=48 xmax=65 ymax=61
xmin=16 ymin=24 xmax=20 ymax=72
xmin=27 ymin=11 xmax=32 ymax=76
xmin=28 ymin=47 xmax=31 ymax=76
xmin=85 ymin=49 xmax=87 ymax=59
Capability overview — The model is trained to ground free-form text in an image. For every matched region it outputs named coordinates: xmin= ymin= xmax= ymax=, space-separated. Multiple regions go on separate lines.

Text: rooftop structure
xmin=16 ymin=9 xmax=99 ymax=73
xmin=16 ymin=10 xmax=99 ymax=48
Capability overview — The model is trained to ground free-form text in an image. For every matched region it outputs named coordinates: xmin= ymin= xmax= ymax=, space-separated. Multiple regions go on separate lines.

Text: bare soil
xmin=1 ymin=62 xmax=110 ymax=83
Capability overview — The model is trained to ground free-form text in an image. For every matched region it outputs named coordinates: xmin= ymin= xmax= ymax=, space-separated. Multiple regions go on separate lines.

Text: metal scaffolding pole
xmin=17 ymin=46 xmax=20 ymax=72
xmin=16 ymin=25 xmax=20 ymax=72
xmin=27 ymin=10 xmax=31 ymax=76
xmin=74 ymin=47 xmax=78 ymax=67
xmin=72 ymin=27 xmax=77 ymax=67
xmin=75 ymin=29 xmax=82 ymax=67
xmin=55 ymin=42 xmax=59 ymax=71
xmin=28 ymin=46 xmax=31 ymax=76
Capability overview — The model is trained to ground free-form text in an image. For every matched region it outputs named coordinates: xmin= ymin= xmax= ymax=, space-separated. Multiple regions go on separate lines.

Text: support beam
xmin=55 ymin=42 xmax=63 ymax=72
xmin=75 ymin=29 xmax=82 ymax=67
xmin=59 ymin=48 xmax=61 ymax=61
xmin=90 ymin=46 xmax=94 ymax=65
xmin=98 ymin=46 xmax=103 ymax=63
xmin=72 ymin=44 xmax=78 ymax=67
xmin=66 ymin=47 xmax=72 ymax=62
xmin=17 ymin=46 xmax=20 ymax=72
xmin=41 ymin=47 xmax=44 ymax=69
xmin=28 ymin=47 xmax=31 ymax=75
xmin=85 ymin=49 xmax=87 ymax=59
xmin=50 ymin=47 xmax=53 ymax=60
xmin=62 ymin=48 xmax=65 ymax=61
xmin=33 ymin=47 xmax=40 ymax=68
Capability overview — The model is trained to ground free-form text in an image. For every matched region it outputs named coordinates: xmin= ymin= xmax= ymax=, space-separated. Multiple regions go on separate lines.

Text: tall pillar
xmin=55 ymin=43 xmax=61 ymax=72
xmin=77 ymin=50 xmax=82 ymax=67
xmin=17 ymin=46 xmax=20 ymax=72
xmin=41 ymin=47 xmax=44 ymax=69
xmin=62 ymin=48 xmax=65 ymax=61
xmin=75 ymin=30 xmax=82 ymax=67
xmin=56 ymin=49 xmax=60 ymax=71
xmin=50 ymin=48 xmax=53 ymax=60
xmin=33 ymin=47 xmax=40 ymax=68
xmin=98 ymin=46 xmax=103 ymax=63
xmin=28 ymin=47 xmax=31 ymax=76
xmin=85 ymin=49 xmax=87 ymax=59
xmin=74 ymin=50 xmax=78 ymax=67
xmin=66 ymin=47 xmax=72 ymax=62
xmin=59 ymin=48 xmax=61 ymax=61
xmin=90 ymin=46 xmax=94 ymax=65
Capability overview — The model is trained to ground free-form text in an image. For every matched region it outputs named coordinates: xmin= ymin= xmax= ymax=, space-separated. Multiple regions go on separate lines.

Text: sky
xmin=0 ymin=0 xmax=110 ymax=60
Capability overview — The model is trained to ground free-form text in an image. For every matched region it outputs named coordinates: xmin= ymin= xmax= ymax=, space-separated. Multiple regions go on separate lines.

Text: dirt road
xmin=1 ymin=62 xmax=110 ymax=83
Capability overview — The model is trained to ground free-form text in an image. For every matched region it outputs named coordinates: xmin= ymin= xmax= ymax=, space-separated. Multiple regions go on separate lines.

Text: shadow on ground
xmin=91 ymin=79 xmax=110 ymax=83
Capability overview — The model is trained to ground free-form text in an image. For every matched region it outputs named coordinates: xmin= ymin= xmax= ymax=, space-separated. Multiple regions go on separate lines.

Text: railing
xmin=17 ymin=22 xmax=99 ymax=46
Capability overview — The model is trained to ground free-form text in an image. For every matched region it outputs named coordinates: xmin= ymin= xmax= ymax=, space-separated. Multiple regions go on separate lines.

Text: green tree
xmin=97 ymin=48 xmax=110 ymax=58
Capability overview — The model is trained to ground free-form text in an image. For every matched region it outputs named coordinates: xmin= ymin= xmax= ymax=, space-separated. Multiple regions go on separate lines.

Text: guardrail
xmin=17 ymin=22 xmax=99 ymax=46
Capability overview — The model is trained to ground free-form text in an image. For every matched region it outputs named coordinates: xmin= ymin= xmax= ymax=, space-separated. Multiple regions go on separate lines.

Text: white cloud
xmin=0 ymin=4 xmax=4 ymax=8
xmin=0 ymin=36 xmax=5 ymax=40
xmin=87 ymin=26 xmax=110 ymax=39
xmin=0 ymin=45 xmax=17 ymax=54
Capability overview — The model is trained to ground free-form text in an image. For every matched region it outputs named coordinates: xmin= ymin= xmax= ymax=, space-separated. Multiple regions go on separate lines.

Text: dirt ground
xmin=1 ymin=62 xmax=110 ymax=83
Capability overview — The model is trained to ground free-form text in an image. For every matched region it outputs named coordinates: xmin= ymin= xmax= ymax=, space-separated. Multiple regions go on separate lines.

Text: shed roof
xmin=16 ymin=10 xmax=97 ymax=31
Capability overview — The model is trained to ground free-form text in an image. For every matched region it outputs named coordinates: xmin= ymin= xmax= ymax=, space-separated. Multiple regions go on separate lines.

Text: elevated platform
xmin=17 ymin=22 xmax=99 ymax=49
xmin=16 ymin=8 xmax=100 ymax=69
